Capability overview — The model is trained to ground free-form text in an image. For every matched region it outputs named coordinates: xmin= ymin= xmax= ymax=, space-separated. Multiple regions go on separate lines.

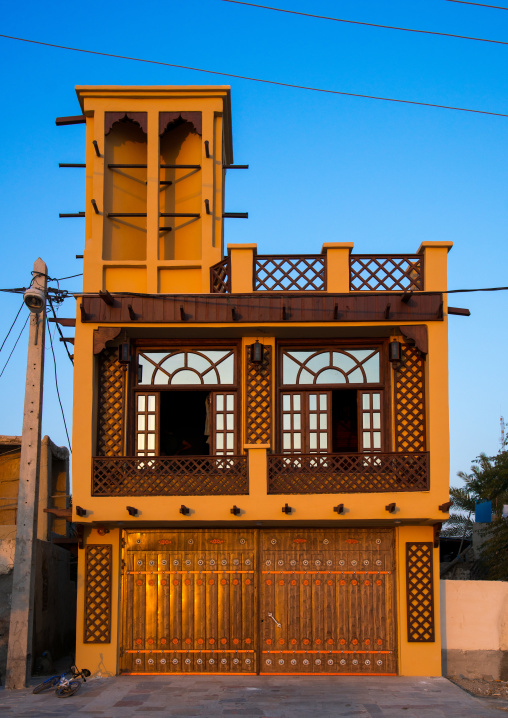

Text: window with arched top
xmin=279 ymin=345 xmax=384 ymax=455
xmin=134 ymin=347 xmax=237 ymax=458
xmin=282 ymin=349 xmax=380 ymax=386
xmin=138 ymin=350 xmax=235 ymax=386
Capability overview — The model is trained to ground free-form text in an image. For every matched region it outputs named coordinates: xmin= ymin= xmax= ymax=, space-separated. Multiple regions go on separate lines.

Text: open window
xmin=133 ymin=347 xmax=238 ymax=457
xmin=280 ymin=347 xmax=385 ymax=454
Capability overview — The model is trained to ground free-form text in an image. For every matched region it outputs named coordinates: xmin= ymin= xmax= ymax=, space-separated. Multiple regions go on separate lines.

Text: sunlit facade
xmin=71 ymin=85 xmax=452 ymax=677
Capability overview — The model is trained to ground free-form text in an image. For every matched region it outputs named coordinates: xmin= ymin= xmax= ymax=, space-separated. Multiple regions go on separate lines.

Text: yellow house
xmin=66 ymin=85 xmax=453 ymax=677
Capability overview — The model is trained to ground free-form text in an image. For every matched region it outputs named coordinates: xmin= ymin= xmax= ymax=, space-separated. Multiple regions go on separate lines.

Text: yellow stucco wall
xmin=71 ymin=85 xmax=451 ymax=678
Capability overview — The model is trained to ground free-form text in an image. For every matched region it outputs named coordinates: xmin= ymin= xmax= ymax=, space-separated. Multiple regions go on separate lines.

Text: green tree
xmin=443 ymin=445 xmax=508 ymax=580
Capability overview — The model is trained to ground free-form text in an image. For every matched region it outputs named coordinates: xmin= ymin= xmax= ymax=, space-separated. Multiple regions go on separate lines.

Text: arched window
xmin=280 ymin=346 xmax=383 ymax=455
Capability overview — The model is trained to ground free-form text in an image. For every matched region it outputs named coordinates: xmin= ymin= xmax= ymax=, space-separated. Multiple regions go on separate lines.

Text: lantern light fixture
xmin=389 ymin=340 xmax=401 ymax=364
xmin=250 ymin=340 xmax=264 ymax=364
xmin=118 ymin=342 xmax=131 ymax=365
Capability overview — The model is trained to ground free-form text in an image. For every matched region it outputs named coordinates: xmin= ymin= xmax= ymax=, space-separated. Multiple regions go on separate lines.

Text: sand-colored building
xmin=66 ymin=85 xmax=453 ymax=677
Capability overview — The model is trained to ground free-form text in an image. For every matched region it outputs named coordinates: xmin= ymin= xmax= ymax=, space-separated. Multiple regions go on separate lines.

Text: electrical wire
xmin=46 ymin=313 xmax=72 ymax=451
xmin=445 ymin=0 xmax=508 ymax=9
xmin=0 ymin=301 xmax=24 ymax=355
xmin=0 ymin=315 xmax=29 ymax=379
xmin=221 ymin=0 xmax=508 ymax=46
xmin=0 ymin=33 xmax=507 ymax=118
xmin=47 ymin=297 xmax=74 ymax=365
xmin=54 ymin=273 xmax=83 ymax=281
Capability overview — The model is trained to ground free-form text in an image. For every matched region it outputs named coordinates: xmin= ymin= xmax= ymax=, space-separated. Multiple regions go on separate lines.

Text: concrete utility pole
xmin=5 ymin=258 xmax=47 ymax=689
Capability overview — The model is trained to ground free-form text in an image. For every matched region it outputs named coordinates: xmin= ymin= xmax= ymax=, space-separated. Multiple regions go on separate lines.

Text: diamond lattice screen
xmin=245 ymin=346 xmax=272 ymax=444
xmin=394 ymin=344 xmax=426 ymax=452
xmin=406 ymin=542 xmax=435 ymax=643
xmin=97 ymin=348 xmax=125 ymax=456
xmin=84 ymin=545 xmax=113 ymax=643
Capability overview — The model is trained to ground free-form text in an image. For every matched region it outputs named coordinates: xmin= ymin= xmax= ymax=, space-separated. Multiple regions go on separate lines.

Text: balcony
xmin=92 ymin=455 xmax=248 ymax=497
xmin=91 ymin=451 xmax=429 ymax=497
xmin=267 ymin=452 xmax=429 ymax=494
xmin=210 ymin=250 xmax=424 ymax=294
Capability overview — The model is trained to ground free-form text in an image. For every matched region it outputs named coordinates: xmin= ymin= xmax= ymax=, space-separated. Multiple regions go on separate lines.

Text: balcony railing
xmin=92 ymin=455 xmax=248 ymax=496
xmin=254 ymin=255 xmax=326 ymax=291
xmin=267 ymin=452 xmax=429 ymax=494
xmin=349 ymin=255 xmax=423 ymax=292
xmin=210 ymin=253 xmax=424 ymax=293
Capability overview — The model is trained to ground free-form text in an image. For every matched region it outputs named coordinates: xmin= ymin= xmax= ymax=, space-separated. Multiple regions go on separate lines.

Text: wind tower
xmin=75 ymin=86 xmax=239 ymax=295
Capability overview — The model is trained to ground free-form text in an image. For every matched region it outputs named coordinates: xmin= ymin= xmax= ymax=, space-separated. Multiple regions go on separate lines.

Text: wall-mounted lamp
xmin=389 ymin=340 xmax=401 ymax=364
xmin=118 ymin=343 xmax=131 ymax=364
xmin=333 ymin=504 xmax=345 ymax=515
xmin=282 ymin=503 xmax=292 ymax=515
xmin=97 ymin=525 xmax=110 ymax=536
xmin=385 ymin=503 xmax=397 ymax=514
xmin=75 ymin=506 xmax=87 ymax=517
xmin=250 ymin=341 xmax=264 ymax=364
xmin=126 ymin=506 xmax=139 ymax=516
xmin=230 ymin=506 xmax=241 ymax=516
xmin=180 ymin=505 xmax=190 ymax=516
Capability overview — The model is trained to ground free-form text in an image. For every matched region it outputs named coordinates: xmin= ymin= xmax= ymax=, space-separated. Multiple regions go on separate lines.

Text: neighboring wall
xmin=441 ymin=579 xmax=508 ymax=680
xmin=0 ymin=435 xmax=75 ymax=682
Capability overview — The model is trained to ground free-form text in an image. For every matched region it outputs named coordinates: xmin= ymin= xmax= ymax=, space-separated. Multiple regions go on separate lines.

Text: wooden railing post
xmin=227 ymin=244 xmax=256 ymax=293
xmin=322 ymin=242 xmax=354 ymax=293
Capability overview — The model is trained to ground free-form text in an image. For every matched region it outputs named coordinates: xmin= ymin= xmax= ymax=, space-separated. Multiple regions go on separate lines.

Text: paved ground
xmin=0 ymin=675 xmax=506 ymax=718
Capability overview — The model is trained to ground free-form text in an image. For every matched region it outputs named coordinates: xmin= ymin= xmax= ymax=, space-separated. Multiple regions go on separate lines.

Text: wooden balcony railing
xmin=92 ymin=455 xmax=248 ymax=496
xmin=267 ymin=452 xmax=429 ymax=494
xmin=349 ymin=255 xmax=423 ymax=292
xmin=209 ymin=253 xmax=424 ymax=293
xmin=210 ymin=257 xmax=231 ymax=294
xmin=254 ymin=255 xmax=326 ymax=291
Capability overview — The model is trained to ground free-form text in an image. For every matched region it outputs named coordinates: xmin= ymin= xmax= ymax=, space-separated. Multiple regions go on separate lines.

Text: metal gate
xmin=120 ymin=528 xmax=396 ymax=675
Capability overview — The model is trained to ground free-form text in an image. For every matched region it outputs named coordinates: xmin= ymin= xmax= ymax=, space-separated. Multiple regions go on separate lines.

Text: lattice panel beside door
xmin=97 ymin=348 xmax=125 ymax=456
xmin=84 ymin=545 xmax=113 ymax=643
xmin=246 ymin=346 xmax=272 ymax=444
xmin=406 ymin=542 xmax=435 ymax=642
xmin=394 ymin=344 xmax=426 ymax=452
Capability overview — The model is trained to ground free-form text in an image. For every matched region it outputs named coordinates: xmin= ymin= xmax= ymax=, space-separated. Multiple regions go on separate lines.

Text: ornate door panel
xmin=259 ymin=528 xmax=397 ymax=675
xmin=121 ymin=529 xmax=257 ymax=674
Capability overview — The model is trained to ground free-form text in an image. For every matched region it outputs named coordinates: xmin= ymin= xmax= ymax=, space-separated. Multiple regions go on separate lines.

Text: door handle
xmin=267 ymin=612 xmax=281 ymax=628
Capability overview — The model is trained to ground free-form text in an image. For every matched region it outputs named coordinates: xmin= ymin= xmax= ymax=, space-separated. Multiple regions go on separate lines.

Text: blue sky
xmin=0 ymin=0 xmax=507 ymax=485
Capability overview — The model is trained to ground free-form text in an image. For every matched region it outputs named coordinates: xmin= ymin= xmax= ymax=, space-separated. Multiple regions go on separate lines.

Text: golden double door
xmin=120 ymin=528 xmax=397 ymax=675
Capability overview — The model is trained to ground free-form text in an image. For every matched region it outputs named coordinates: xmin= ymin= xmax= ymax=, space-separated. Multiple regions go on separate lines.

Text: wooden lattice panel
xmin=93 ymin=456 xmax=249 ymax=496
xmin=350 ymin=255 xmax=423 ymax=291
xmin=268 ymin=452 xmax=429 ymax=494
xmin=97 ymin=348 xmax=125 ymax=456
xmin=84 ymin=545 xmax=113 ymax=644
xmin=394 ymin=344 xmax=426 ymax=452
xmin=254 ymin=255 xmax=325 ymax=291
xmin=245 ymin=346 xmax=272 ymax=444
xmin=406 ymin=542 xmax=435 ymax=642
xmin=210 ymin=258 xmax=231 ymax=293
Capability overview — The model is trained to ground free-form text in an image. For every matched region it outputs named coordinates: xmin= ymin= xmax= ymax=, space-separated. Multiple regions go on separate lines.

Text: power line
xmin=445 ymin=0 xmax=508 ymax=9
xmin=54 ymin=273 xmax=83 ymax=281
xmin=221 ymin=0 xmax=508 ymax=46
xmin=0 ymin=315 xmax=29 ymax=379
xmin=47 ymin=297 xmax=74 ymax=365
xmin=0 ymin=301 xmax=24 ymax=355
xmin=1 ymin=33 xmax=508 ymax=119
xmin=46 ymin=314 xmax=72 ymax=451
